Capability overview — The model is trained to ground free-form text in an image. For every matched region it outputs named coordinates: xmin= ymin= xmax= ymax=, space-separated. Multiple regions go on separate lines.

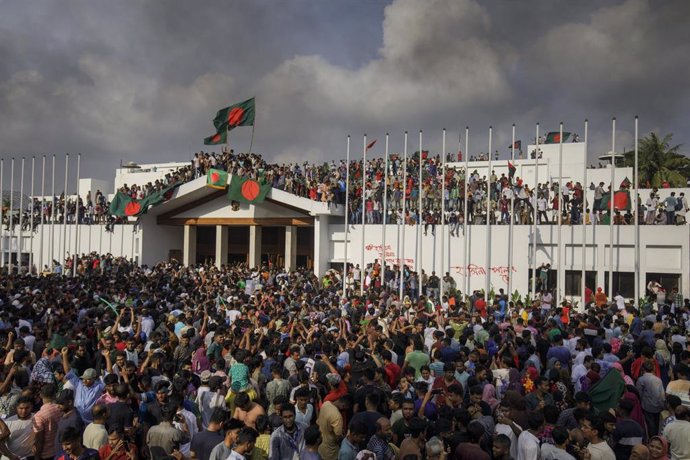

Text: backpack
xmin=675 ymin=199 xmax=684 ymax=211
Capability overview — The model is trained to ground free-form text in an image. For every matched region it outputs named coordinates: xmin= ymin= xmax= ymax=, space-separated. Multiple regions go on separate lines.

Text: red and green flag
xmin=213 ymin=97 xmax=255 ymax=132
xmin=206 ymin=168 xmax=229 ymax=190
xmin=204 ymin=129 xmax=227 ymax=145
xmin=544 ymin=132 xmax=571 ymax=144
xmin=508 ymin=161 xmax=516 ymax=180
xmin=508 ymin=140 xmax=522 ymax=151
xmin=596 ymin=189 xmax=631 ymax=211
xmin=109 ymin=183 xmax=180 ymax=217
xmin=227 ymin=175 xmax=271 ymax=204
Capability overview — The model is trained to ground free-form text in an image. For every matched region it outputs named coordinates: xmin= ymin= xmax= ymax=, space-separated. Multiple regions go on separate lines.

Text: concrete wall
xmin=330 ymin=223 xmax=690 ymax=299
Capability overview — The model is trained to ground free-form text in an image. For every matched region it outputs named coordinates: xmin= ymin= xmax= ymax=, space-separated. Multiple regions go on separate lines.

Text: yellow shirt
xmin=317 ymin=401 xmax=344 ymax=460
xmin=250 ymin=433 xmax=270 ymax=460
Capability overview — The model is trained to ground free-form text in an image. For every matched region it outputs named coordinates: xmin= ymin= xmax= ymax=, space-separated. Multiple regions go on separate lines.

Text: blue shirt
xmin=65 ymin=370 xmax=105 ymax=423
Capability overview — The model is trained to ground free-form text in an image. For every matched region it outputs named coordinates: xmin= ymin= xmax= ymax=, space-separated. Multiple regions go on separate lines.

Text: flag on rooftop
xmin=206 ymin=169 xmax=229 ymax=190
xmin=212 ymin=97 xmax=255 ymax=131
xmin=509 ymin=140 xmax=522 ymax=151
xmin=203 ymin=129 xmax=227 ymax=145
xmin=544 ymin=132 xmax=571 ymax=144
xmin=227 ymin=175 xmax=271 ymax=204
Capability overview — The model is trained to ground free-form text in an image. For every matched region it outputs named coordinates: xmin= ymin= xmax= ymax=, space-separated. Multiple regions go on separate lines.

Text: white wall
xmin=330 ymin=223 xmax=690 ymax=298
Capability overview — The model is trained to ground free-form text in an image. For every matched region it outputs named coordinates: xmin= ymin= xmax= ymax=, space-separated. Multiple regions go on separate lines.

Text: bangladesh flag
xmin=596 ymin=189 xmax=631 ymax=211
xmin=213 ymin=97 xmax=255 ymax=131
xmin=227 ymin=175 xmax=271 ymax=204
xmin=207 ymin=168 xmax=228 ymax=190
xmin=544 ymin=132 xmax=571 ymax=144
xmin=508 ymin=140 xmax=522 ymax=151
xmin=204 ymin=129 xmax=227 ymax=145
xmin=109 ymin=183 xmax=180 ymax=217
xmin=508 ymin=161 xmax=516 ymax=180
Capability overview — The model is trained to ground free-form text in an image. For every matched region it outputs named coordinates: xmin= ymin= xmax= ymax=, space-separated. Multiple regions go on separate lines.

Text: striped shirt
xmin=32 ymin=401 xmax=63 ymax=459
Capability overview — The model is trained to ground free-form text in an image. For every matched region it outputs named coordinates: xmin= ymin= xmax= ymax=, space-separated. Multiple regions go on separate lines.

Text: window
xmin=645 ymin=273 xmax=681 ymax=295
xmin=604 ymin=272 xmax=635 ymax=298
xmin=565 ymin=270 xmax=597 ymax=296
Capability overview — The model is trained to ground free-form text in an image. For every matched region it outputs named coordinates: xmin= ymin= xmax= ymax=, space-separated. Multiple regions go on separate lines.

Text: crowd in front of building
xmin=0 ymin=253 xmax=687 ymax=460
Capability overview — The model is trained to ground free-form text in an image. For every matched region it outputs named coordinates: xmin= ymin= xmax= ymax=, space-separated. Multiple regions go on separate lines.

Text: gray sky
xmin=1 ymin=0 xmax=689 ymax=186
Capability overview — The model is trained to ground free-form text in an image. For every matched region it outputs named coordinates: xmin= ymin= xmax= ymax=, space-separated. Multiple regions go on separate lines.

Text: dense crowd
xmin=0 ymin=255 xmax=688 ymax=460
xmin=2 ymin=148 xmax=688 ymax=235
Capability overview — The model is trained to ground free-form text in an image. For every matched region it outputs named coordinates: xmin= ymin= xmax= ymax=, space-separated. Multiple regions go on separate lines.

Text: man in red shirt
xmin=475 ymin=294 xmax=487 ymax=319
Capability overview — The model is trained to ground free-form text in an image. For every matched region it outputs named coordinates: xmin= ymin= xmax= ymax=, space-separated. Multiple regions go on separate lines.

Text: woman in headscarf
xmin=655 ymin=339 xmax=672 ymax=387
xmin=622 ymin=386 xmax=648 ymax=436
xmin=648 ymin=435 xmax=670 ymax=460
xmin=482 ymin=383 xmax=499 ymax=412
xmin=611 ymin=362 xmax=634 ymax=385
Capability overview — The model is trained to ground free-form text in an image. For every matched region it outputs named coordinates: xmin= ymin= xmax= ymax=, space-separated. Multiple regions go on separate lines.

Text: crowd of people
xmin=2 ymin=148 xmax=688 ymax=236
xmin=0 ymin=255 xmax=688 ymax=460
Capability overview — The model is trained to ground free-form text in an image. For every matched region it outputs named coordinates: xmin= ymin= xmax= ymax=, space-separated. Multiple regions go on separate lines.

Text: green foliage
xmin=624 ymin=132 xmax=690 ymax=187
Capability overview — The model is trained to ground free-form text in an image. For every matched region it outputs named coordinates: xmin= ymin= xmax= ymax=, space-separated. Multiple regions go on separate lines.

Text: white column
xmin=183 ymin=225 xmax=197 ymax=266
xmin=313 ymin=215 xmax=330 ymax=276
xmin=215 ymin=225 xmax=228 ymax=269
xmin=249 ymin=225 xmax=262 ymax=268
xmin=285 ymin=225 xmax=297 ymax=271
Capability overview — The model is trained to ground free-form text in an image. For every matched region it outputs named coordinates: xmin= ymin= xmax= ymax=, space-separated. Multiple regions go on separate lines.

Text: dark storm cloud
xmin=0 ymin=0 xmax=688 ymax=186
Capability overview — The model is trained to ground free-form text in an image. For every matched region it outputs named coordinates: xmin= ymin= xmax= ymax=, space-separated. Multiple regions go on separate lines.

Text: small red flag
xmin=366 ymin=139 xmax=377 ymax=150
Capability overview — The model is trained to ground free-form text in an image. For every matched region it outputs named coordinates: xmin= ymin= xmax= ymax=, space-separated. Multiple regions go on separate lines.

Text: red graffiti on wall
xmin=450 ymin=265 xmax=517 ymax=283
xmin=364 ymin=244 xmax=415 ymax=266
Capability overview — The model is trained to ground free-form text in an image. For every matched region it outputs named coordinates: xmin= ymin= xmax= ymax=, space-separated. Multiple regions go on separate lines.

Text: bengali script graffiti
xmin=450 ymin=265 xmax=517 ymax=283
xmin=364 ymin=244 xmax=415 ymax=266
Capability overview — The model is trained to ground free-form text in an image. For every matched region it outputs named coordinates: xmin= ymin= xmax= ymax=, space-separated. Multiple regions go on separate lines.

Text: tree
xmin=624 ymin=132 xmax=690 ymax=187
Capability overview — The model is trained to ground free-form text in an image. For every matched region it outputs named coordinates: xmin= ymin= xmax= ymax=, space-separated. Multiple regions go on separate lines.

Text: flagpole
xmin=440 ymin=129 xmax=446 ymax=298
xmin=485 ymin=126 xmax=492 ymax=297
xmin=609 ymin=118 xmax=615 ymax=298
xmin=61 ymin=154 xmax=69 ymax=272
xmin=0 ymin=158 xmax=4 ymax=268
xmin=400 ymin=132 xmax=408 ymax=300
xmin=361 ymin=134 xmax=367 ymax=295
xmin=8 ymin=158 xmax=15 ymax=273
xmin=382 ymin=133 xmax=389 ymax=286
xmin=50 ymin=154 xmax=55 ymax=269
xmin=73 ymin=153 xmax=81 ymax=277
xmin=249 ymin=125 xmax=255 ymax=154
xmin=463 ymin=127 xmax=470 ymax=296
xmin=532 ymin=124 xmax=539 ymax=295
xmin=30 ymin=156 xmax=35 ymax=274
xmin=344 ymin=135 xmax=350 ymax=296
xmin=558 ymin=122 xmax=564 ymax=299
xmin=39 ymin=155 xmax=46 ymax=274
xmin=634 ymin=116 xmax=639 ymax=305
xmin=508 ymin=124 xmax=515 ymax=298
xmin=18 ymin=157 xmax=25 ymax=273
xmin=581 ymin=120 xmax=588 ymax=307
xmin=417 ymin=130 xmax=423 ymax=277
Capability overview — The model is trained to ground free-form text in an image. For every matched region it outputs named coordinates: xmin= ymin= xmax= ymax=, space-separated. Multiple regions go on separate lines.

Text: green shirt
xmin=404 ymin=350 xmax=430 ymax=378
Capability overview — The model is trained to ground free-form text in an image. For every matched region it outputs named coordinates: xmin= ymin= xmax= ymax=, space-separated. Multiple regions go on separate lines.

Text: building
xmin=0 ymin=140 xmax=688 ymax=303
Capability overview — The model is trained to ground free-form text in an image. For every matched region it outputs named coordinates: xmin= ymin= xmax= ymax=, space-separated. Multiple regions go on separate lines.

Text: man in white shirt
xmin=2 ymin=396 xmax=34 ymax=460
xmin=664 ymin=406 xmax=690 ymax=460
xmin=582 ymin=415 xmax=615 ymax=460
xmin=517 ymin=412 xmax=543 ymax=460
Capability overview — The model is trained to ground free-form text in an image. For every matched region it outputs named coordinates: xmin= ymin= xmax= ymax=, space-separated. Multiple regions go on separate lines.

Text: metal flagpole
xmin=30 ymin=157 xmax=35 ymax=274
xmin=440 ymin=129 xmax=446 ymax=297
xmin=344 ymin=135 xmax=350 ymax=296
xmin=532 ymin=124 xmax=539 ymax=295
xmin=39 ymin=155 xmax=46 ymax=274
xmin=73 ymin=153 xmax=81 ymax=276
xmin=8 ymin=158 xmax=15 ymax=273
xmin=361 ymin=134 xmax=367 ymax=294
xmin=382 ymin=133 xmax=389 ymax=286
xmin=61 ymin=154 xmax=69 ymax=272
xmin=463 ymin=127 xmax=470 ymax=296
xmin=18 ymin=158 xmax=25 ymax=273
xmin=417 ymin=130 xmax=423 ymax=276
xmin=581 ymin=120 xmax=588 ymax=306
xmin=634 ymin=116 xmax=639 ymax=304
xmin=485 ymin=127 xmax=492 ymax=296
xmin=50 ymin=155 xmax=56 ymax=269
xmin=508 ymin=124 xmax=515 ymax=298
xmin=557 ymin=123 xmax=564 ymax=299
xmin=609 ymin=118 xmax=615 ymax=297
xmin=400 ymin=132 xmax=408 ymax=300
